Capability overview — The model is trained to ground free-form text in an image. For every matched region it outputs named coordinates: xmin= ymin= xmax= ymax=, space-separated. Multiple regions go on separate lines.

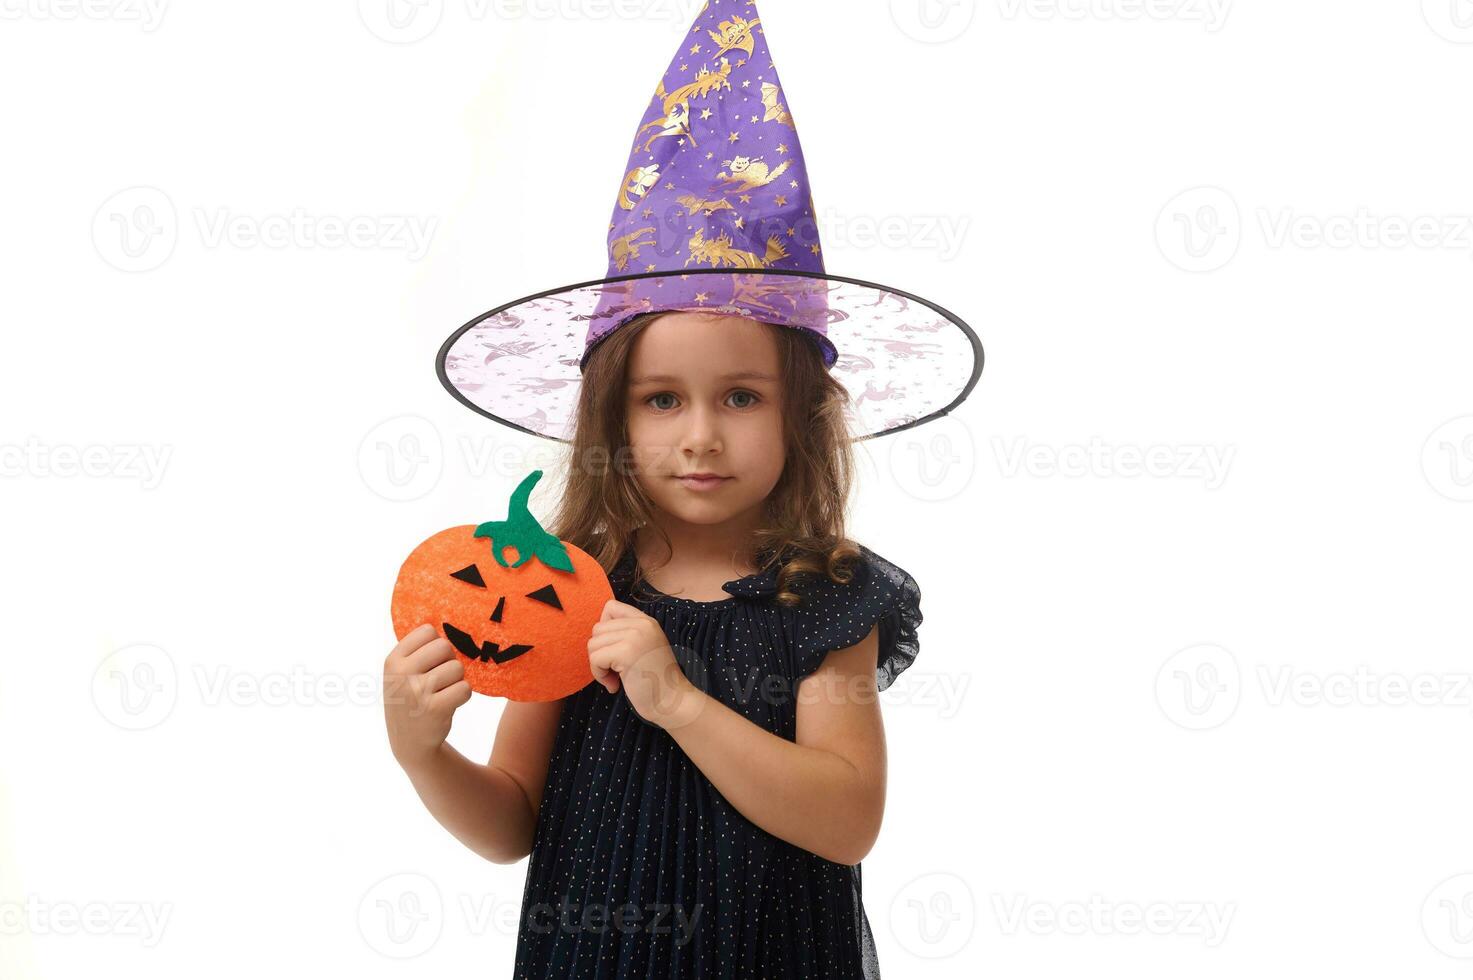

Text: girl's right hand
xmin=383 ymin=624 xmax=473 ymax=769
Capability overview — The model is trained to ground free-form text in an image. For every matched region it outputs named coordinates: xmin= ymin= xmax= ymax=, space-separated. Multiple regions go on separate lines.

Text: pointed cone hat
xmin=437 ymin=0 xmax=982 ymax=442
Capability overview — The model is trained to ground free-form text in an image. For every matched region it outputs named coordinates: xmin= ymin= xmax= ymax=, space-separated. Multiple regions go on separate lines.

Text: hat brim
xmin=436 ymin=268 xmax=983 ymax=443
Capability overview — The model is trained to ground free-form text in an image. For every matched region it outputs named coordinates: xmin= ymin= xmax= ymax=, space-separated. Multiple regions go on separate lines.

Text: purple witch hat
xmin=438 ymin=0 xmax=982 ymax=442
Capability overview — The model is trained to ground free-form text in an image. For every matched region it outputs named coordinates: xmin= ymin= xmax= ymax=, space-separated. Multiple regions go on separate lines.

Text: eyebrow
xmin=627 ymin=371 xmax=780 ymax=385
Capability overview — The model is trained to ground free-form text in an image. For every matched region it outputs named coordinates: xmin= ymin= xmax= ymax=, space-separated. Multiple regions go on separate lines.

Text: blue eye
xmin=643 ymin=390 xmax=761 ymax=411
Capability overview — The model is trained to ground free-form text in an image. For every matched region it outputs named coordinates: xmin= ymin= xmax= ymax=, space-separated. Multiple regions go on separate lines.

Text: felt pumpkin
xmin=390 ymin=469 xmax=610 ymax=701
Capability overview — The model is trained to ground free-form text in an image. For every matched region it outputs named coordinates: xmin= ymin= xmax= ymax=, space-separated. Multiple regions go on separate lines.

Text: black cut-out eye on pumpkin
xmin=451 ymin=564 xmax=486 ymax=587
xmin=526 ymin=584 xmax=563 ymax=610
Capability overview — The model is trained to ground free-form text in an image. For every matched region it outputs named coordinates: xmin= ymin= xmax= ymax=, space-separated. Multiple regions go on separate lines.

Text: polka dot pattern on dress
xmin=790 ymin=544 xmax=923 ymax=693
xmin=512 ymin=542 xmax=922 ymax=978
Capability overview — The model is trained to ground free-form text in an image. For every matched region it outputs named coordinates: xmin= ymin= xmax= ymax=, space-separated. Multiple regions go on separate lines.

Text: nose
xmin=490 ymin=596 xmax=505 ymax=623
xmin=678 ymin=402 xmax=722 ymax=456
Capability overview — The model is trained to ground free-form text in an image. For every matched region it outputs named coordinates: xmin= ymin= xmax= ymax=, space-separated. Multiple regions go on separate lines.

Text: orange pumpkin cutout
xmin=390 ymin=470 xmax=610 ymax=701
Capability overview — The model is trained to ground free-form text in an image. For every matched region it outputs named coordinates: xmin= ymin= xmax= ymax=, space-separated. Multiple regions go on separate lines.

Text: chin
xmin=660 ymin=498 xmax=743 ymax=524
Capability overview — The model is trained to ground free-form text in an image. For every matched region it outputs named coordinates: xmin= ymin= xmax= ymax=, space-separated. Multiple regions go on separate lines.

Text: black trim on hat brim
xmin=435 ymin=267 xmax=984 ymax=444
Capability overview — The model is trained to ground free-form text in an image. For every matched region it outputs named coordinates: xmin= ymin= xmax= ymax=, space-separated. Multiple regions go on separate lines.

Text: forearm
xmin=397 ymin=742 xmax=535 ymax=865
xmin=660 ymin=687 xmax=880 ymax=865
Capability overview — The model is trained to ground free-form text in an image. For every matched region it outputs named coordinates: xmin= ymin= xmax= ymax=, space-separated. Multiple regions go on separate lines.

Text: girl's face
xmin=624 ymin=311 xmax=786 ymax=530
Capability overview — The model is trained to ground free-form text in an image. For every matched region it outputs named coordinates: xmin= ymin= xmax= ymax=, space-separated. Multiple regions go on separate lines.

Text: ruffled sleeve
xmin=791 ymin=545 xmax=922 ymax=692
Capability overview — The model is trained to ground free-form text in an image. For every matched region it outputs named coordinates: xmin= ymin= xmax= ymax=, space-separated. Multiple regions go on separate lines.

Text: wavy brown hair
xmin=543 ymin=310 xmax=862 ymax=606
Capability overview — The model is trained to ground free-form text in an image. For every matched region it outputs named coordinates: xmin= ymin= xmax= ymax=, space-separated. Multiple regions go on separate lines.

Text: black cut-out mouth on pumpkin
xmin=443 ymin=622 xmax=533 ymax=665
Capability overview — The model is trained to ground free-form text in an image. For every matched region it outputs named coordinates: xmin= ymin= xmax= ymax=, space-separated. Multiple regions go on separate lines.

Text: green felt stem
xmin=473 ymin=469 xmax=574 ymax=572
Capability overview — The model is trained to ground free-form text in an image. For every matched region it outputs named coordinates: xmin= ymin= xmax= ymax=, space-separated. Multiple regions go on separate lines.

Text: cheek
xmin=624 ymin=406 xmax=667 ymax=450
xmin=754 ymin=438 xmax=787 ymax=480
xmin=623 ymin=436 xmax=677 ymax=485
xmin=747 ymin=411 xmax=786 ymax=460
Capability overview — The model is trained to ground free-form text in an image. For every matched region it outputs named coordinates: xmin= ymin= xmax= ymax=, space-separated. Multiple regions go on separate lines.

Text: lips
xmin=676 ymin=474 xmax=731 ymax=490
xmin=443 ymin=622 xmax=533 ymax=665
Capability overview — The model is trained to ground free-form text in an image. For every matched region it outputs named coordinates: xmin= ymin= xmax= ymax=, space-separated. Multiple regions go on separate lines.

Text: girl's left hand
xmin=587 ymin=600 xmax=693 ymax=728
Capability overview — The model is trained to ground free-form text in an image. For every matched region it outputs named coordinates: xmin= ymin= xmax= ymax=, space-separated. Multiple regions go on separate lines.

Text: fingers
xmin=392 ymin=623 xmax=439 ymax=658
xmin=599 ymin=599 xmax=646 ymax=621
xmin=589 ymin=620 xmax=653 ymax=648
xmin=435 ymin=679 xmax=473 ymax=709
xmin=589 ymin=652 xmax=622 ymax=694
xmin=587 ymin=625 xmax=642 ymax=651
xmin=402 ymin=635 xmax=456 ymax=675
xmin=590 ymin=619 xmax=644 ymax=633
xmin=424 ymin=656 xmax=465 ymax=694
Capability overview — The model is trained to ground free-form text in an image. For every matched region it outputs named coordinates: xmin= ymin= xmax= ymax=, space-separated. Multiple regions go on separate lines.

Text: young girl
xmin=385 ymin=3 xmax=980 ymax=975
xmin=387 ymin=304 xmax=937 ymax=976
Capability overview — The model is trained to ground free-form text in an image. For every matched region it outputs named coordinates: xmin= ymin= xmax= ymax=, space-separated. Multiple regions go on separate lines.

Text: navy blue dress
xmin=512 ymin=543 xmax=922 ymax=978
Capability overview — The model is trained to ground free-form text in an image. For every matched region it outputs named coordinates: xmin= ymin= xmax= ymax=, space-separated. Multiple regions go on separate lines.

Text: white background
xmin=3 ymin=0 xmax=1473 ymax=977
